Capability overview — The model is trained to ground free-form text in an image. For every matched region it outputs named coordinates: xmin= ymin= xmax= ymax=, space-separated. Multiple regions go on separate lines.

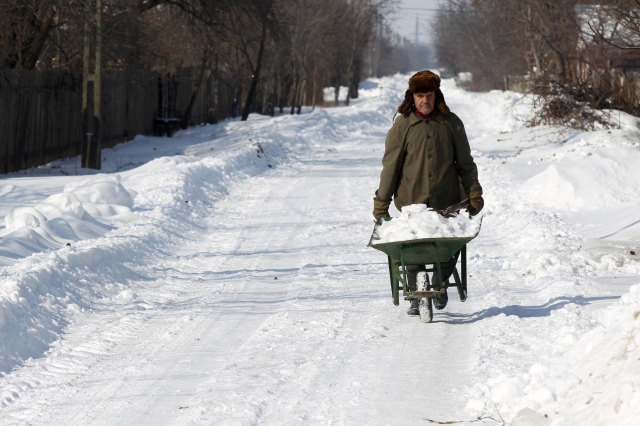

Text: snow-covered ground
xmin=0 ymin=73 xmax=639 ymax=425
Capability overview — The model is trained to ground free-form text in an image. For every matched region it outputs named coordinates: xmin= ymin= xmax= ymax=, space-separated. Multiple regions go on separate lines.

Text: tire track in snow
xmin=163 ymin=129 xmax=485 ymax=424
xmin=0 ymin=120 xmax=483 ymax=425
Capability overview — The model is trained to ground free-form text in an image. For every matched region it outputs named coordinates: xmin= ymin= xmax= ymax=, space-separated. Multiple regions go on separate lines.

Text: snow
xmin=64 ymin=174 xmax=134 ymax=208
xmin=0 ymin=73 xmax=638 ymax=424
xmin=372 ymin=204 xmax=482 ymax=243
xmin=511 ymin=408 xmax=551 ymax=426
xmin=469 ymin=283 xmax=640 ymax=425
xmin=515 ymin=136 xmax=640 ymax=212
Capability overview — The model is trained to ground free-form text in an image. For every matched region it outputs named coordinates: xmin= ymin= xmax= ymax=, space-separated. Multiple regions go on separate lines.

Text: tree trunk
xmin=554 ymin=51 xmax=566 ymax=82
xmin=260 ymin=82 xmax=270 ymax=115
xmin=20 ymin=10 xmax=57 ymax=70
xmin=297 ymin=78 xmax=306 ymax=114
xmin=311 ymin=62 xmax=318 ymax=109
xmin=241 ymin=15 xmax=268 ymax=121
xmin=277 ymin=72 xmax=284 ymax=113
xmin=181 ymin=54 xmax=210 ymax=129
xmin=232 ymin=82 xmax=242 ymax=118
xmin=261 ymin=63 xmax=273 ymax=115
xmin=213 ymin=52 xmax=219 ymax=123
xmin=344 ymin=54 xmax=355 ymax=106
xmin=7 ymin=7 xmax=57 ymax=70
xmin=349 ymin=61 xmax=360 ymax=100
xmin=344 ymin=70 xmax=352 ymax=106
xmin=289 ymin=72 xmax=298 ymax=115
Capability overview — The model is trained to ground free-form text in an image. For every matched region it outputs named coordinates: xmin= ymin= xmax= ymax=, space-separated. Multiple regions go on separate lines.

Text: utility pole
xmin=370 ymin=14 xmax=382 ymax=78
xmin=82 ymin=0 xmax=102 ymax=170
xmin=415 ymin=16 xmax=419 ymax=44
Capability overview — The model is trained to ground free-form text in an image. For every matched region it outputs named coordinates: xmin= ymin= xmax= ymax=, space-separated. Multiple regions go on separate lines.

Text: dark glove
xmin=373 ymin=197 xmax=390 ymax=219
xmin=466 ymin=191 xmax=484 ymax=216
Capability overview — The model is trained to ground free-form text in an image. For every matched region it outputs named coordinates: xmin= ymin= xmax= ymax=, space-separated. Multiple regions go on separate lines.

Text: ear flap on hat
xmin=436 ymin=89 xmax=450 ymax=115
xmin=396 ymin=90 xmax=413 ymax=115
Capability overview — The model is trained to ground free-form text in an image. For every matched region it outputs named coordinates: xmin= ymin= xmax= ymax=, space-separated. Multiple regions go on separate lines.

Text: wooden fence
xmin=0 ymin=68 xmax=241 ymax=174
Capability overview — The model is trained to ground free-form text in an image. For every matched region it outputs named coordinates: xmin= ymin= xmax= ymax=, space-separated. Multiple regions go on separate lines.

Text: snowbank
xmin=372 ymin=204 xmax=482 ymax=244
xmin=467 ymin=283 xmax=640 ymax=425
xmin=64 ymin=174 xmax=134 ymax=208
xmin=0 ymin=75 xmax=403 ymax=376
xmin=0 ymin=124 xmax=289 ymax=373
xmin=0 ymin=175 xmax=138 ymax=267
xmin=517 ymin=144 xmax=640 ymax=212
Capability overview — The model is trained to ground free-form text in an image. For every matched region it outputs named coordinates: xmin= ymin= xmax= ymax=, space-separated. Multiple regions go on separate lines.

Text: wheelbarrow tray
xmin=367 ymin=217 xmax=480 ymax=263
xmin=368 ymin=235 xmax=475 ymax=264
xmin=367 ymin=219 xmax=482 ymax=312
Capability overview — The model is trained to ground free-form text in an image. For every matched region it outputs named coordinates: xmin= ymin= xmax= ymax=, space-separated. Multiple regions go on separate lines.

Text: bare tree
xmin=1 ymin=0 xmax=399 ymax=125
xmin=342 ymin=0 xmax=387 ymax=105
xmin=433 ymin=1 xmax=526 ymax=91
xmin=0 ymin=0 xmax=60 ymax=69
xmin=589 ymin=0 xmax=640 ymax=49
xmin=430 ymin=0 xmax=640 ymax=128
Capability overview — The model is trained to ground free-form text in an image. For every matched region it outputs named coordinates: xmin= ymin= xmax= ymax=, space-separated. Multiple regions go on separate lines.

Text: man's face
xmin=413 ymin=91 xmax=435 ymax=116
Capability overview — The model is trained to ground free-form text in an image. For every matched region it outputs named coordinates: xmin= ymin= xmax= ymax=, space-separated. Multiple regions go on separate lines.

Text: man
xmin=373 ymin=70 xmax=483 ymax=315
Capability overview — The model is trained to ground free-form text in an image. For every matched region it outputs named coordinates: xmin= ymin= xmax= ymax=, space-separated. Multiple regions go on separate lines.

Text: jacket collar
xmin=408 ymin=109 xmax=444 ymax=126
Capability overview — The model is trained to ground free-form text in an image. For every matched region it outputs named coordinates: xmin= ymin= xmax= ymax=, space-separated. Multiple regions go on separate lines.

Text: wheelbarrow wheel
xmin=419 ymin=297 xmax=433 ymax=323
xmin=416 ymin=272 xmax=433 ymax=323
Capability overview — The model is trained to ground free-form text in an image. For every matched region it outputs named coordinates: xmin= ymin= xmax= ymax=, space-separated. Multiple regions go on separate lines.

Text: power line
xmin=395 ymin=6 xmax=489 ymax=13
xmin=397 ymin=12 xmax=435 ymax=15
xmin=397 ymin=7 xmax=441 ymax=11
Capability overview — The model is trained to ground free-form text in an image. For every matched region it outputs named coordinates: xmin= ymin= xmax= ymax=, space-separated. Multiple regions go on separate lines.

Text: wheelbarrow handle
xmin=431 ymin=198 xmax=470 ymax=218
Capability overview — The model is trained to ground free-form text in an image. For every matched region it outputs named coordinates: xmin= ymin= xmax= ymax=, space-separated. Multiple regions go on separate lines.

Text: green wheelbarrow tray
xmin=368 ymin=218 xmax=482 ymax=307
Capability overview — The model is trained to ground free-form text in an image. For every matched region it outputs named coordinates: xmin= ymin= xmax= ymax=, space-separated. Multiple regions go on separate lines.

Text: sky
xmin=388 ymin=0 xmax=443 ymax=46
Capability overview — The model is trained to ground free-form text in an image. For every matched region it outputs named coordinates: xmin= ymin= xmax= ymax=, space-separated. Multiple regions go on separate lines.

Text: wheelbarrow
xmin=368 ymin=210 xmax=481 ymax=323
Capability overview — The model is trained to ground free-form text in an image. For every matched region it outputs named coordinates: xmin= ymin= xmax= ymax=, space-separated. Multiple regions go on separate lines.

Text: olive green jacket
xmin=375 ymin=109 xmax=482 ymax=211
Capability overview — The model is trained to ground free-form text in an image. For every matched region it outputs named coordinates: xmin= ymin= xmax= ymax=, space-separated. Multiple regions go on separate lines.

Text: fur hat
xmin=397 ymin=70 xmax=450 ymax=115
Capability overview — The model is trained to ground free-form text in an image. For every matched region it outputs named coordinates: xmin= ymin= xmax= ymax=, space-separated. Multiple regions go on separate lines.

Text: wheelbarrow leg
xmin=388 ymin=252 xmax=409 ymax=307
xmin=452 ymin=268 xmax=466 ymax=302
xmin=388 ymin=256 xmax=400 ymax=306
xmin=457 ymin=245 xmax=468 ymax=302
xmin=434 ymin=260 xmax=445 ymax=292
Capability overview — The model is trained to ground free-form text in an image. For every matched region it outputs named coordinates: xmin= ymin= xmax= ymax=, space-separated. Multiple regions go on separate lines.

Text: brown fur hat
xmin=397 ymin=70 xmax=450 ymax=115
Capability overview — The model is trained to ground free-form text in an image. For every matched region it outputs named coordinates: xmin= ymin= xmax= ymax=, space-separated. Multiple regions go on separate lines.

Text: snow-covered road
xmin=1 ymin=74 xmax=640 ymax=425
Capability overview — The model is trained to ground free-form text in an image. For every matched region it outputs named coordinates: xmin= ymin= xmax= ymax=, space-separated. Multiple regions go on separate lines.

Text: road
xmin=0 ymin=75 xmax=635 ymax=425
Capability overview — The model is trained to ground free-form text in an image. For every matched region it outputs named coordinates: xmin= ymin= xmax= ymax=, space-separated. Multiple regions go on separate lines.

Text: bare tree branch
xmin=588 ymin=21 xmax=640 ymax=50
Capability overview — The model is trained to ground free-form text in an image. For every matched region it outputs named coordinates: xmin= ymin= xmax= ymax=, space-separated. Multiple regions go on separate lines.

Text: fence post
xmin=82 ymin=0 xmax=102 ymax=170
